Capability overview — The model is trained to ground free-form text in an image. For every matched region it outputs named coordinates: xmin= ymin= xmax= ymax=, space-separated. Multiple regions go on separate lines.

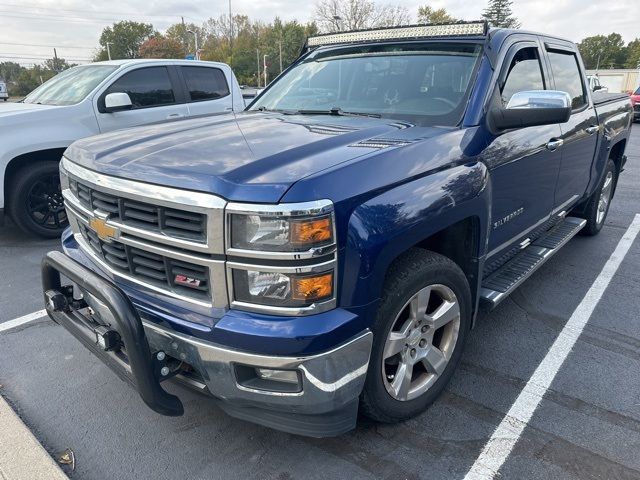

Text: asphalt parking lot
xmin=1 ymin=127 xmax=639 ymax=480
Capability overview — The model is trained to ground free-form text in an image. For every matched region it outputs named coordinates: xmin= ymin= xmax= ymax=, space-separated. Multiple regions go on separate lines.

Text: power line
xmin=0 ymin=1 xmax=200 ymax=21
xmin=0 ymin=41 xmax=94 ymax=50
xmin=0 ymin=54 xmax=91 ymax=61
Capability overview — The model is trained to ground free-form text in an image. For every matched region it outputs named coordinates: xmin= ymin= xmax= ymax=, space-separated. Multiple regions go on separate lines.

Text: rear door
xmin=95 ymin=66 xmax=189 ymax=133
xmin=179 ymin=65 xmax=233 ymax=117
xmin=545 ymin=45 xmax=598 ymax=209
xmin=485 ymin=41 xmax=563 ymax=260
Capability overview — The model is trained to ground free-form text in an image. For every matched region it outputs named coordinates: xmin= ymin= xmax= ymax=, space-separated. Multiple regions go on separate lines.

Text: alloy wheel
xmin=596 ymin=171 xmax=613 ymax=226
xmin=25 ymin=174 xmax=67 ymax=230
xmin=381 ymin=284 xmax=461 ymax=401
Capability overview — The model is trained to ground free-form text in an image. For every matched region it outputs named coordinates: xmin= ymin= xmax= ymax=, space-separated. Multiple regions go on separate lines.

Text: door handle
xmin=546 ymin=139 xmax=564 ymax=151
xmin=585 ymin=125 xmax=599 ymax=135
xmin=166 ymin=113 xmax=185 ymax=119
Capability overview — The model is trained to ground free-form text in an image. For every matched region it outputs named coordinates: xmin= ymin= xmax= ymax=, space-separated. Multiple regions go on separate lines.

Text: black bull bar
xmin=41 ymin=250 xmax=184 ymax=416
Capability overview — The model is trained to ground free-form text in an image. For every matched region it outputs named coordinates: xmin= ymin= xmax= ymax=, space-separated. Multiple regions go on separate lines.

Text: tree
xmin=482 ymin=0 xmax=520 ymax=29
xmin=417 ymin=6 xmax=457 ymax=24
xmin=0 ymin=62 xmax=23 ymax=85
xmin=95 ymin=21 xmax=155 ymax=60
xmin=43 ymin=57 xmax=74 ymax=73
xmin=166 ymin=22 xmax=206 ymax=58
xmin=577 ymin=34 xmax=626 ymax=70
xmin=139 ymin=36 xmax=183 ymax=59
xmin=314 ymin=0 xmax=410 ymax=33
xmin=625 ymin=39 xmax=640 ymax=69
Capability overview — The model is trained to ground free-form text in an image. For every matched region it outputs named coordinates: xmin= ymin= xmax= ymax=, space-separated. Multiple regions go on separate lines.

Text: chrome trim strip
xmin=225 ymin=244 xmax=337 ymax=261
xmin=229 ymin=298 xmax=337 ymax=316
xmin=227 ymin=258 xmax=336 ymax=274
xmin=225 ymin=199 xmax=334 ymax=217
xmin=143 ymin=321 xmax=372 ymax=408
xmin=62 ymin=157 xmax=226 ymax=254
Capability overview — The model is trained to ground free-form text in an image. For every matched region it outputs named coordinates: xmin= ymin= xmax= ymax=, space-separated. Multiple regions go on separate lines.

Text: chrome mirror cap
xmin=506 ymin=90 xmax=572 ymax=110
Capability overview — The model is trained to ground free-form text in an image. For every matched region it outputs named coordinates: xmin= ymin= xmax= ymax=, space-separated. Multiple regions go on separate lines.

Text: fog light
xmin=255 ymin=368 xmax=299 ymax=384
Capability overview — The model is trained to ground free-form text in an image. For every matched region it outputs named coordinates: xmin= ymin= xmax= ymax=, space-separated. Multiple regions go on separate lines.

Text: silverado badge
xmin=89 ymin=216 xmax=118 ymax=242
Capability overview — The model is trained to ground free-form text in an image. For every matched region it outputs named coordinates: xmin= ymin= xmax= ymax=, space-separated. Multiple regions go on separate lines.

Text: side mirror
xmin=490 ymin=90 xmax=572 ymax=131
xmin=104 ymin=92 xmax=133 ymax=113
xmin=593 ymin=85 xmax=603 ymax=92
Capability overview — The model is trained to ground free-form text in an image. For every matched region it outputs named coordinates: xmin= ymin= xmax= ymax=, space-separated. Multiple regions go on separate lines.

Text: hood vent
xmin=350 ymin=138 xmax=414 ymax=149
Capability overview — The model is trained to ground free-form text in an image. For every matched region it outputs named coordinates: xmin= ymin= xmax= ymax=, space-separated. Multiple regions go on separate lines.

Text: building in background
xmin=586 ymin=69 xmax=639 ymax=93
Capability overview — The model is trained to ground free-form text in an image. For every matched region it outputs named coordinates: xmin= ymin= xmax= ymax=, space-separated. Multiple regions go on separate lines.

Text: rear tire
xmin=360 ymin=249 xmax=472 ymax=423
xmin=7 ymin=161 xmax=67 ymax=238
xmin=579 ymin=159 xmax=616 ymax=236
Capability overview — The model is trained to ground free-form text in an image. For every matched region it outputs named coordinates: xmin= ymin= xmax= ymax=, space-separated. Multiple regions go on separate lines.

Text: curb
xmin=0 ymin=394 xmax=68 ymax=480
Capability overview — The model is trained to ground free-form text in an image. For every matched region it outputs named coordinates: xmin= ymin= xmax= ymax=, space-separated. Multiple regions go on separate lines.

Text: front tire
xmin=579 ymin=159 xmax=616 ymax=236
xmin=360 ymin=249 xmax=472 ymax=423
xmin=7 ymin=161 xmax=67 ymax=238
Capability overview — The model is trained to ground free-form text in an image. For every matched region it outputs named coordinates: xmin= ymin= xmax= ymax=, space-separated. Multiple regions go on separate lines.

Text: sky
xmin=0 ymin=0 xmax=638 ymax=66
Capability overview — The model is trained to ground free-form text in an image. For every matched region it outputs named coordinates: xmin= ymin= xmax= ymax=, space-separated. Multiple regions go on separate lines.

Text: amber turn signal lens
xmin=290 ymin=217 xmax=332 ymax=245
xmin=292 ymin=273 xmax=333 ymax=302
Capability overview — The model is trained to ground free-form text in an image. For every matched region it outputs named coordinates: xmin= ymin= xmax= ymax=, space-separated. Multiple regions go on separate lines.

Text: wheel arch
xmin=340 ymin=162 xmax=491 ymax=326
xmin=3 ymin=148 xmax=66 ymax=211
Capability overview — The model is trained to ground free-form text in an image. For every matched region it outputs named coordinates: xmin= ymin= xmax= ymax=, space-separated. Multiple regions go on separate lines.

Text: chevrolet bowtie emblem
xmin=89 ymin=216 xmax=117 ymax=242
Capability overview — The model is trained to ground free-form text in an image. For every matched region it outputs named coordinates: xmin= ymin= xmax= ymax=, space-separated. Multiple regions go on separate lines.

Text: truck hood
xmin=66 ymin=112 xmax=431 ymax=202
xmin=0 ymin=101 xmax=60 ymax=118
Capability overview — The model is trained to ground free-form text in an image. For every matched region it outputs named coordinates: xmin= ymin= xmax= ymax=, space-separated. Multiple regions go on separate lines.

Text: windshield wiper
xmin=292 ymin=107 xmax=381 ymax=119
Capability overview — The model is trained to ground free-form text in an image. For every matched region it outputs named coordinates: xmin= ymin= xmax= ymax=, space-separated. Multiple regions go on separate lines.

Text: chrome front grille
xmin=71 ymin=179 xmax=206 ymax=242
xmin=61 ymin=157 xmax=227 ymax=310
xmin=79 ymin=223 xmax=210 ymax=302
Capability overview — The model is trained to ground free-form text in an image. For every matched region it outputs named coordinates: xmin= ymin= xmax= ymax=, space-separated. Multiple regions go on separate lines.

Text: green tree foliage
xmin=577 ymin=33 xmax=627 ymax=69
xmin=482 ymin=0 xmax=520 ymax=28
xmin=417 ymin=6 xmax=457 ymax=24
xmin=95 ymin=21 xmax=155 ymax=60
xmin=43 ymin=57 xmax=75 ymax=73
xmin=14 ymin=65 xmax=57 ymax=95
xmin=0 ymin=61 xmax=23 ymax=85
xmin=139 ymin=36 xmax=183 ymax=59
xmin=624 ymin=39 xmax=640 ymax=69
xmin=166 ymin=22 xmax=206 ymax=58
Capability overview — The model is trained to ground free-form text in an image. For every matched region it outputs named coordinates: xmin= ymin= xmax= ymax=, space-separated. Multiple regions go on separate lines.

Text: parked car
xmin=0 ymin=80 xmax=8 ymax=101
xmin=587 ymin=74 xmax=608 ymax=93
xmin=42 ymin=23 xmax=631 ymax=437
xmin=0 ymin=59 xmax=243 ymax=237
xmin=631 ymin=86 xmax=640 ymax=121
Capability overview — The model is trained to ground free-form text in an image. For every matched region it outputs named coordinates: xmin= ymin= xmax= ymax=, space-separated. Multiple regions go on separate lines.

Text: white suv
xmin=0 ymin=59 xmax=244 ymax=237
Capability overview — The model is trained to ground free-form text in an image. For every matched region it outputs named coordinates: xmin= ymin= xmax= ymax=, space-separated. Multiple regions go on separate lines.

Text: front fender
xmin=340 ymin=162 xmax=491 ymax=316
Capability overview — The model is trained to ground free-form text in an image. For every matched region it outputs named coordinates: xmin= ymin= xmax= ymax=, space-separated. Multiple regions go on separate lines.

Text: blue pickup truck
xmin=42 ymin=22 xmax=632 ymax=437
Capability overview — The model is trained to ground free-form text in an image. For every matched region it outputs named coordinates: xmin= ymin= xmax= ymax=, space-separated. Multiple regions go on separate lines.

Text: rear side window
xmin=548 ymin=51 xmax=587 ymax=110
xmin=182 ymin=66 xmax=230 ymax=102
xmin=501 ymin=47 xmax=545 ymax=106
xmin=105 ymin=67 xmax=175 ymax=108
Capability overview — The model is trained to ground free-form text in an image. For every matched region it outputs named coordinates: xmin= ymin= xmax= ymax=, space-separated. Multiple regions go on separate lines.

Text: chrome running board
xmin=480 ymin=216 xmax=587 ymax=309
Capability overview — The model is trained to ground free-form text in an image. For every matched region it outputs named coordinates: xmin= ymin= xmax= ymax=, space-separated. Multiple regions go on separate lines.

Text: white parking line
xmin=464 ymin=214 xmax=640 ymax=480
xmin=0 ymin=309 xmax=48 ymax=333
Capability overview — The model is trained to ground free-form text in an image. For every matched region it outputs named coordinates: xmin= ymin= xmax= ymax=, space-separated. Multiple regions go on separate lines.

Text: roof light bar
xmin=307 ymin=22 xmax=487 ymax=48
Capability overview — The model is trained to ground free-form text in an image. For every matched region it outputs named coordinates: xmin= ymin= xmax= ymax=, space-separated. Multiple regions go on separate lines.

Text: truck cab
xmin=0 ymin=59 xmax=243 ymax=237
xmin=42 ymin=23 xmax=631 ymax=437
xmin=0 ymin=80 xmax=8 ymax=101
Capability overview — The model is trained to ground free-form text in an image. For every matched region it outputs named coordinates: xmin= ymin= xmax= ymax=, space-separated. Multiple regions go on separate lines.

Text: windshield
xmin=23 ymin=65 xmax=118 ymax=106
xmin=250 ymin=42 xmax=482 ymax=126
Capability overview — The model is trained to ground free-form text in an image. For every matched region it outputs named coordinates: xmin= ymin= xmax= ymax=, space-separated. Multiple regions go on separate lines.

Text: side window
xmin=105 ymin=67 xmax=175 ymax=109
xmin=501 ymin=47 xmax=545 ymax=106
xmin=181 ymin=66 xmax=230 ymax=102
xmin=548 ymin=51 xmax=587 ymax=110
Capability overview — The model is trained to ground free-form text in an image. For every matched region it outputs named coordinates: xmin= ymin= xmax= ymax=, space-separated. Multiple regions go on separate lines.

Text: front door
xmin=485 ymin=43 xmax=563 ymax=259
xmin=95 ymin=66 xmax=189 ymax=133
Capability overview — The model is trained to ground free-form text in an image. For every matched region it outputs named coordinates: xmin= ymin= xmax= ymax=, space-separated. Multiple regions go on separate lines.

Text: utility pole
xmin=181 ymin=17 xmax=187 ymax=58
xmin=228 ymin=0 xmax=233 ymax=48
xmin=53 ymin=48 xmax=59 ymax=72
xmin=256 ymin=49 xmax=261 ymax=88
xmin=106 ymin=42 xmax=112 ymax=61
xmin=278 ymin=40 xmax=283 ymax=73
xmin=263 ymin=54 xmax=268 ymax=87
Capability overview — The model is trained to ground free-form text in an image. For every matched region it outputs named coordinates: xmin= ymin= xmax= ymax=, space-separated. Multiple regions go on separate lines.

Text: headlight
xmin=226 ymin=200 xmax=337 ymax=314
xmin=230 ymin=214 xmax=333 ymax=252
xmin=232 ymin=269 xmax=334 ymax=308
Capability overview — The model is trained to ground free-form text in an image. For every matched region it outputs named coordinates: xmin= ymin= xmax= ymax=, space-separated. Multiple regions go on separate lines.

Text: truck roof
xmin=76 ymin=59 xmax=231 ymax=69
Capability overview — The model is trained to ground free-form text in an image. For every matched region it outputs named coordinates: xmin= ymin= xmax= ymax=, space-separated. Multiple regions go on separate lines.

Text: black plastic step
xmin=480 ymin=216 xmax=586 ymax=309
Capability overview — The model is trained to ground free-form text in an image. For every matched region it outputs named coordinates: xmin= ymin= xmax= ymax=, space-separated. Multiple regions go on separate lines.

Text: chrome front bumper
xmin=143 ymin=321 xmax=373 ymax=415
